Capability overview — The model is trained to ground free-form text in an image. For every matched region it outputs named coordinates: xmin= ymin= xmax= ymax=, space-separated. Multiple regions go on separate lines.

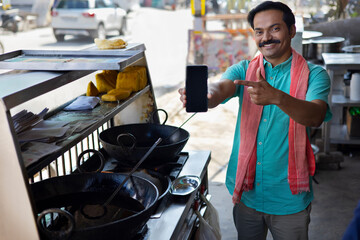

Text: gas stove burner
xmin=165 ymin=152 xmax=189 ymax=180
xmin=103 ymin=152 xmax=189 ymax=180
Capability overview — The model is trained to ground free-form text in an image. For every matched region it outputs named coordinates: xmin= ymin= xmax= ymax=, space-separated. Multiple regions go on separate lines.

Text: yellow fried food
xmin=102 ymin=70 xmax=118 ymax=81
xmin=138 ymin=67 xmax=148 ymax=90
xmin=124 ymin=66 xmax=148 ymax=90
xmin=101 ymin=88 xmax=132 ymax=102
xmin=95 ymin=72 xmax=116 ymax=93
xmin=116 ymin=71 xmax=139 ymax=91
xmin=86 ymin=81 xmax=99 ymax=96
xmin=94 ymin=38 xmax=127 ymax=50
xmin=116 ymin=66 xmax=148 ymax=92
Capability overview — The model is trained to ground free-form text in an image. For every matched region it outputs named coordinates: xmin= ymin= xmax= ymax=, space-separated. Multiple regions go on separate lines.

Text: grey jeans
xmin=233 ymin=201 xmax=311 ymax=240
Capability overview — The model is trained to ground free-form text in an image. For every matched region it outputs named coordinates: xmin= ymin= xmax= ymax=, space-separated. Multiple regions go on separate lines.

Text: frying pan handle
xmin=117 ymin=133 xmax=136 ymax=155
xmin=151 ymin=108 xmax=168 ymax=125
xmin=76 ymin=149 xmax=105 ymax=173
xmin=37 ymin=208 xmax=75 ymax=240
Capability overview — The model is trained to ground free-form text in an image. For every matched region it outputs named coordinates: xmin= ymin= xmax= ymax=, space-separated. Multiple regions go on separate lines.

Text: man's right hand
xmin=178 ymin=87 xmax=187 ymax=108
xmin=178 ymin=79 xmax=237 ymax=109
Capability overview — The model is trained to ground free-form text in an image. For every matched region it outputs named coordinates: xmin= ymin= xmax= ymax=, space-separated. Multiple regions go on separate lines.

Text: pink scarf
xmin=232 ymin=49 xmax=316 ymax=204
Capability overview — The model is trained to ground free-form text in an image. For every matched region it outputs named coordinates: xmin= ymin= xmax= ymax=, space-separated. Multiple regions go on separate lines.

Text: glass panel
xmin=56 ymin=0 xmax=90 ymax=9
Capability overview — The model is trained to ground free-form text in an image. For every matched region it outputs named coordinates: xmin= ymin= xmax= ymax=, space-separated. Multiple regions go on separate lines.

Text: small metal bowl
xmin=170 ymin=175 xmax=201 ymax=197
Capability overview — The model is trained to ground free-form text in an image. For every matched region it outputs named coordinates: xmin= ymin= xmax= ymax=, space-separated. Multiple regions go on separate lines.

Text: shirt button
xmin=259 ymin=142 xmax=262 ymax=145
xmin=270 ymin=77 xmax=273 ymax=80
xmin=257 ymin=162 xmax=261 ymax=165
xmin=257 ymin=183 xmax=260 ymax=186
xmin=263 ymin=119 xmax=267 ymax=122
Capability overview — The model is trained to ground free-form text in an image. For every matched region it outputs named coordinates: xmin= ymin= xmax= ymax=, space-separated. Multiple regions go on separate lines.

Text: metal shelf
xmin=0 ymin=43 xmax=145 ymax=110
xmin=330 ymin=124 xmax=360 ymax=145
xmin=0 ymin=50 xmax=145 ymax=71
xmin=322 ymin=53 xmax=360 ymax=71
xmin=0 ymin=70 xmax=94 ymax=110
xmin=332 ymin=94 xmax=360 ymax=107
xmin=322 ymin=53 xmax=360 ymax=153
xmin=25 ymin=85 xmax=151 ymax=176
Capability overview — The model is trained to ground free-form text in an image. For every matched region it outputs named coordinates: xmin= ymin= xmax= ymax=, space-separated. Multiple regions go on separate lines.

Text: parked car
xmin=115 ymin=0 xmax=140 ymax=13
xmin=51 ymin=0 xmax=127 ymax=42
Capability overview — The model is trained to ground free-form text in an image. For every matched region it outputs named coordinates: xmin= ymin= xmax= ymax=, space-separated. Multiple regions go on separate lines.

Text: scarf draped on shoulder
xmin=232 ymin=49 xmax=315 ymax=204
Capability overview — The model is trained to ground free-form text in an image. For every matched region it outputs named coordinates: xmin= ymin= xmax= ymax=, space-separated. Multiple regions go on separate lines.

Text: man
xmin=179 ymin=1 xmax=332 ymax=239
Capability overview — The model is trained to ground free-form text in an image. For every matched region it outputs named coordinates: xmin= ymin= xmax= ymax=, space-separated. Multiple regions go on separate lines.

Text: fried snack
xmin=116 ymin=66 xmax=148 ymax=92
xmin=123 ymin=66 xmax=148 ymax=90
xmin=116 ymin=71 xmax=139 ymax=92
xmin=101 ymin=88 xmax=132 ymax=102
xmin=94 ymin=38 xmax=128 ymax=50
xmin=86 ymin=81 xmax=99 ymax=96
xmin=95 ymin=72 xmax=116 ymax=93
xmin=102 ymin=70 xmax=118 ymax=82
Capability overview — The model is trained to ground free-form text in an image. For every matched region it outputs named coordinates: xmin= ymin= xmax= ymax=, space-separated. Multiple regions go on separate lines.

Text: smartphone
xmin=186 ymin=65 xmax=208 ymax=113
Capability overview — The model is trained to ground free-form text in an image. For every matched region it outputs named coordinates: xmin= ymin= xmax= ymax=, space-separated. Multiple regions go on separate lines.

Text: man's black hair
xmin=247 ymin=1 xmax=295 ymax=31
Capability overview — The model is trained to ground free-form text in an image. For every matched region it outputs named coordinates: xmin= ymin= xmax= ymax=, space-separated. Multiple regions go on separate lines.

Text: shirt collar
xmin=263 ymin=54 xmax=293 ymax=71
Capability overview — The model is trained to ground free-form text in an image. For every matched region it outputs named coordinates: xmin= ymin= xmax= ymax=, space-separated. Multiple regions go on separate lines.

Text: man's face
xmin=253 ymin=9 xmax=295 ymax=66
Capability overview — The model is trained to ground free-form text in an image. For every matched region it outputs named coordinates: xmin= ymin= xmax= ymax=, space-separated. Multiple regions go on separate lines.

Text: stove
xmin=111 ymin=150 xmax=211 ymax=240
xmin=145 ymin=150 xmax=211 ymax=240
xmin=81 ymin=150 xmax=211 ymax=240
xmin=102 ymin=152 xmax=190 ymax=181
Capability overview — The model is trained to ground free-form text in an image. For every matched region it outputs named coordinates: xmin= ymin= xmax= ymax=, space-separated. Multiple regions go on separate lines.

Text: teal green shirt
xmin=221 ymin=56 xmax=332 ymax=215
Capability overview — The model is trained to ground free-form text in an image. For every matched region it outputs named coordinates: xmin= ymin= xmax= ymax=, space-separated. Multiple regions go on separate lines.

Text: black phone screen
xmin=185 ymin=65 xmax=208 ymax=112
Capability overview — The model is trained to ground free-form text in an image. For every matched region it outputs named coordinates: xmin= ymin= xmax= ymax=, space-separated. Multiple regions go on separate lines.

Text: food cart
xmin=0 ymin=43 xmax=211 ymax=239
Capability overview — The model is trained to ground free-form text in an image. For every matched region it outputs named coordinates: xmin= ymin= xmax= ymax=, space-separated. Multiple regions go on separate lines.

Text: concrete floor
xmin=209 ymin=152 xmax=360 ymax=240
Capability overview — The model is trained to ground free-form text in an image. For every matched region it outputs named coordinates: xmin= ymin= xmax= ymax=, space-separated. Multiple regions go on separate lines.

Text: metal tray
xmin=170 ymin=175 xmax=200 ymax=196
xmin=0 ymin=49 xmax=145 ymax=71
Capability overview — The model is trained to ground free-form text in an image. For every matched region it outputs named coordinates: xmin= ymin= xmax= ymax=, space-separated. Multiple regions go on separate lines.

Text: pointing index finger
xmin=234 ymin=80 xmax=257 ymax=87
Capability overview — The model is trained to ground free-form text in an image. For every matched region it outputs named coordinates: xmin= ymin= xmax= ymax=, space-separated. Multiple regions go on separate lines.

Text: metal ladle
xmin=103 ymin=112 xmax=197 ymax=207
xmin=38 ymin=112 xmax=197 ymax=238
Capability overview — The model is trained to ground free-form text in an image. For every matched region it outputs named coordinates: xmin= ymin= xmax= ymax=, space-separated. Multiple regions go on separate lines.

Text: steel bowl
xmin=169 ymin=175 xmax=200 ymax=197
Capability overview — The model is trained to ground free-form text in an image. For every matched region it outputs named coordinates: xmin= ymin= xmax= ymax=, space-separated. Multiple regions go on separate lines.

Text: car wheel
xmin=54 ymin=34 xmax=65 ymax=42
xmin=91 ymin=24 xmax=106 ymax=39
xmin=119 ymin=17 xmax=127 ymax=35
xmin=3 ymin=19 xmax=18 ymax=33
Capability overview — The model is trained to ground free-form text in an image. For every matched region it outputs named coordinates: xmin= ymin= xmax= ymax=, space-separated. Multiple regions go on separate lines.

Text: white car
xmin=51 ymin=0 xmax=127 ymax=42
xmin=115 ymin=0 xmax=140 ymax=13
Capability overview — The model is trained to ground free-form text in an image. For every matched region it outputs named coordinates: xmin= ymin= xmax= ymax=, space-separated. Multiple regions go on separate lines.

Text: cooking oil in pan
xmin=39 ymin=193 xmax=145 ymax=230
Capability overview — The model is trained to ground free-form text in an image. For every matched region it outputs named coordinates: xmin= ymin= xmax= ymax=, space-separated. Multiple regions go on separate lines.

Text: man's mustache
xmin=259 ymin=40 xmax=281 ymax=47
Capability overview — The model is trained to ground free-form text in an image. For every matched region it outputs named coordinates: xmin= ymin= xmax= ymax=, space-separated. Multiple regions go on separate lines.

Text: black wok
xmin=99 ymin=123 xmax=190 ymax=167
xmin=108 ymin=168 xmax=171 ymax=204
xmin=31 ymin=173 xmax=159 ymax=240
xmin=76 ymin=150 xmax=170 ymax=207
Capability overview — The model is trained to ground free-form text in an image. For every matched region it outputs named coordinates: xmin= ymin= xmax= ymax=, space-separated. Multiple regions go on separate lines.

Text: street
xmin=0 ymin=7 xmax=193 ymax=89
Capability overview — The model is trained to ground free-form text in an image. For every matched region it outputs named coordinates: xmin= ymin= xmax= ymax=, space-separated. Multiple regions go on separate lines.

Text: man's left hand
xmin=234 ymin=67 xmax=280 ymax=106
